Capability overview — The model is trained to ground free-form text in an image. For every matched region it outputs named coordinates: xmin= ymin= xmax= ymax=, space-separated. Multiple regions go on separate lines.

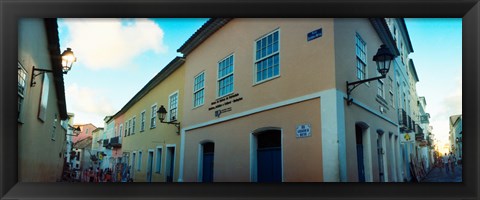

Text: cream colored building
xmin=18 ymin=18 xmax=69 ymax=182
xmin=111 ymin=57 xmax=185 ymax=182
xmin=177 ymin=18 xmax=404 ymax=182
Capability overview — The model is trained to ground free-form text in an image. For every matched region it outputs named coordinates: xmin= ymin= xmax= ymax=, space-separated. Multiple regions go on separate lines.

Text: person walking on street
xmin=443 ymin=153 xmax=450 ymax=174
xmin=450 ymin=153 xmax=456 ymax=174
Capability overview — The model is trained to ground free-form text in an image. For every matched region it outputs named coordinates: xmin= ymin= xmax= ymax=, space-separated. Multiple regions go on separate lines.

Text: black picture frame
xmin=1 ymin=0 xmax=478 ymax=200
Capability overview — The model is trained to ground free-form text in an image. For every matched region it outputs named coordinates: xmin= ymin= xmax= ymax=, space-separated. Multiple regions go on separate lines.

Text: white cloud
xmin=66 ymin=83 xmax=116 ymax=127
xmin=60 ymin=18 xmax=167 ymax=70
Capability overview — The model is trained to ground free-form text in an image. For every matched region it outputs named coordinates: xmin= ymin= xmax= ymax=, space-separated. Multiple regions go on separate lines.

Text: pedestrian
xmin=442 ymin=153 xmax=449 ymax=174
xmin=450 ymin=153 xmax=456 ymax=174
xmin=89 ymin=167 xmax=95 ymax=182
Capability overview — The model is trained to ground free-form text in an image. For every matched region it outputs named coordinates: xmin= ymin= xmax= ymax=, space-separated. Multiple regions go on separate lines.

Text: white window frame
xmin=254 ymin=29 xmax=280 ymax=84
xmin=127 ymin=119 xmax=131 ymax=136
xmin=150 ymin=104 xmax=157 ymax=129
xmin=18 ymin=62 xmax=28 ymax=122
xmin=193 ymin=71 xmax=205 ymax=108
xmin=355 ymin=33 xmax=367 ymax=81
xmin=377 ymin=80 xmax=385 ymax=99
xmin=140 ymin=110 xmax=146 ymax=132
xmin=119 ymin=124 xmax=124 ymax=137
xmin=168 ymin=91 xmax=179 ymax=121
xmin=132 ymin=116 xmax=136 ymax=134
xmin=155 ymin=146 xmax=163 ymax=174
xmin=217 ymin=54 xmax=235 ymax=98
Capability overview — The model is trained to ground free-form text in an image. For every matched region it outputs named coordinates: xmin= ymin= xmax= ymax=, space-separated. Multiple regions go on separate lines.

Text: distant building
xmin=72 ymin=123 xmax=97 ymax=171
xmin=18 ymin=18 xmax=69 ymax=181
xmin=449 ymin=115 xmax=462 ymax=159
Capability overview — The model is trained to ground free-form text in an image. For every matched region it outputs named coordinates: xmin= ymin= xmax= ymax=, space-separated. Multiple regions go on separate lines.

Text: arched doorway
xmin=254 ymin=129 xmax=282 ymax=182
xmin=355 ymin=122 xmax=369 ymax=182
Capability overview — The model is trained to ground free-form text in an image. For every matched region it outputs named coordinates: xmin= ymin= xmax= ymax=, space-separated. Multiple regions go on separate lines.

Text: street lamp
xmin=157 ymin=105 xmax=181 ymax=134
xmin=66 ymin=125 xmax=81 ymax=136
xmin=31 ymin=48 xmax=77 ymax=87
xmin=346 ymin=44 xmax=395 ymax=105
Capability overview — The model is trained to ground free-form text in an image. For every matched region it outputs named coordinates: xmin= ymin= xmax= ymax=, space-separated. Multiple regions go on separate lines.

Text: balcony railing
xmin=109 ymin=136 xmax=122 ymax=148
xmin=399 ymin=109 xmax=408 ymax=131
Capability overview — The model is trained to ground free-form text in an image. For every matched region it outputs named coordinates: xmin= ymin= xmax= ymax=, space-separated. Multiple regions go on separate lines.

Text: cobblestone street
xmin=421 ymin=164 xmax=462 ymax=182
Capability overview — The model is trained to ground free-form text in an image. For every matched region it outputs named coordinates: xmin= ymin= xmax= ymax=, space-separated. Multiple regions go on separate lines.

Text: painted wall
xmin=333 ymin=18 xmax=401 ymax=182
xmin=120 ymin=66 xmax=185 ymax=182
xmin=182 ymin=18 xmax=336 ymax=127
xmin=18 ymin=18 xmax=67 ymax=182
xmin=72 ymin=123 xmax=97 ymax=143
xmin=183 ymin=98 xmax=322 ymax=182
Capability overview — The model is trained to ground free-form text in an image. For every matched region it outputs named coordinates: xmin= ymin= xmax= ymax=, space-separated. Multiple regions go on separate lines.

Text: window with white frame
xmin=120 ymin=124 xmax=124 ymax=137
xmin=125 ymin=122 xmax=128 ymax=136
xmin=169 ymin=92 xmax=179 ymax=121
xmin=193 ymin=72 xmax=205 ymax=108
xmin=138 ymin=151 xmax=142 ymax=171
xmin=389 ymin=77 xmax=394 ymax=106
xmin=18 ymin=62 xmax=27 ymax=122
xmin=132 ymin=116 xmax=136 ymax=134
xmin=217 ymin=55 xmax=234 ymax=97
xmin=355 ymin=33 xmax=367 ymax=80
xmin=255 ymin=30 xmax=279 ymax=83
xmin=377 ymin=80 xmax=385 ymax=99
xmin=156 ymin=147 xmax=162 ymax=173
xmin=151 ymin=104 xmax=157 ymax=128
xmin=127 ymin=119 xmax=131 ymax=136
xmin=140 ymin=111 xmax=146 ymax=132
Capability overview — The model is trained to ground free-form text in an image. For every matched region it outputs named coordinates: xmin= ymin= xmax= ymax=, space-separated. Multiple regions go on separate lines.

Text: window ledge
xmin=253 ymin=75 xmax=280 ymax=87
xmin=376 ymin=96 xmax=389 ymax=108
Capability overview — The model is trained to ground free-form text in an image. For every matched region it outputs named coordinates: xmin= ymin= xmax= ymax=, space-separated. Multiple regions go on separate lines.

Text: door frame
xmin=249 ymin=127 xmax=283 ymax=182
xmin=147 ymin=149 xmax=154 ymax=182
xmin=165 ymin=144 xmax=176 ymax=182
xmin=197 ymin=140 xmax=214 ymax=182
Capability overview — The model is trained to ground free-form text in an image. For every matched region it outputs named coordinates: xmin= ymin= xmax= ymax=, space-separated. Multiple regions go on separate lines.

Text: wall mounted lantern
xmin=346 ymin=44 xmax=395 ymax=105
xmin=157 ymin=105 xmax=181 ymax=134
xmin=30 ymin=48 xmax=77 ymax=87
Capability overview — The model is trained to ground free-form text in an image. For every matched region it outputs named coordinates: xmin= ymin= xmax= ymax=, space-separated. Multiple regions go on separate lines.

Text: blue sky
xmin=58 ymin=18 xmax=462 ymax=146
xmin=404 ymin=18 xmax=462 ymax=146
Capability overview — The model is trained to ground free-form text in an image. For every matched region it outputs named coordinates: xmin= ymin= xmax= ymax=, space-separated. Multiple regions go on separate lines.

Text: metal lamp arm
xmin=346 ymin=75 xmax=385 ymax=104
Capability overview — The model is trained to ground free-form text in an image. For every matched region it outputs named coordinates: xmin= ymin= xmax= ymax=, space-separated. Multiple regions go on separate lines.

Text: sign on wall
xmin=400 ymin=133 xmax=414 ymax=143
xmin=307 ymin=28 xmax=322 ymax=41
xmin=296 ymin=124 xmax=312 ymax=138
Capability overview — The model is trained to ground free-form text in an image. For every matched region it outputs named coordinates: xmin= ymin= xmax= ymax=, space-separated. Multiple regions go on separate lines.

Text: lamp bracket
xmin=346 ymin=75 xmax=385 ymax=105
xmin=159 ymin=120 xmax=181 ymax=135
xmin=30 ymin=66 xmax=54 ymax=87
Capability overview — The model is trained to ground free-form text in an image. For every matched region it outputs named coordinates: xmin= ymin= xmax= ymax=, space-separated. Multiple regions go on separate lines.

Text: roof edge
xmin=177 ymin=18 xmax=232 ymax=56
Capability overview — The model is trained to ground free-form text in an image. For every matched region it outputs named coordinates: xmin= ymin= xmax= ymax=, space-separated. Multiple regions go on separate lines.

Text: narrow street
xmin=421 ymin=164 xmax=462 ymax=182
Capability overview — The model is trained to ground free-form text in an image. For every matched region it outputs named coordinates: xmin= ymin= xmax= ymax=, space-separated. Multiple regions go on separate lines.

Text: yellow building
xmin=178 ymin=18 xmax=402 ymax=182
xmin=18 ymin=18 xmax=70 ymax=181
xmin=112 ymin=57 xmax=185 ymax=182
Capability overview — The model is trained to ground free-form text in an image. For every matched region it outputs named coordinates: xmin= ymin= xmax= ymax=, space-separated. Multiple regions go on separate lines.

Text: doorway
xmin=147 ymin=151 xmax=153 ymax=182
xmin=377 ymin=131 xmax=385 ymax=182
xmin=355 ymin=124 xmax=366 ymax=182
xmin=165 ymin=146 xmax=175 ymax=182
xmin=256 ymin=129 xmax=282 ymax=182
xmin=202 ymin=142 xmax=214 ymax=182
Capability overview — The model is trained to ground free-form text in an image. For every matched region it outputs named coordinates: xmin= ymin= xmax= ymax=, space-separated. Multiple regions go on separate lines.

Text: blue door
xmin=257 ymin=147 xmax=281 ymax=182
xmin=357 ymin=144 xmax=365 ymax=182
xmin=202 ymin=153 xmax=214 ymax=182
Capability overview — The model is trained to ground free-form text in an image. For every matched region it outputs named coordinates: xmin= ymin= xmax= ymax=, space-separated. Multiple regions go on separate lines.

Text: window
xmin=377 ymin=80 xmax=385 ymax=99
xmin=217 ymin=55 xmax=234 ymax=97
xmin=140 ymin=111 xmax=146 ymax=132
xmin=400 ymin=42 xmax=405 ymax=64
xmin=138 ymin=151 xmax=142 ymax=171
xmin=389 ymin=77 xmax=394 ymax=106
xmin=18 ymin=62 xmax=27 ymax=122
xmin=355 ymin=33 xmax=367 ymax=80
xmin=156 ymin=147 xmax=162 ymax=173
xmin=86 ymin=128 xmax=89 ymax=134
xmin=120 ymin=124 xmax=124 ymax=137
xmin=127 ymin=119 xmax=131 ymax=136
xmin=193 ymin=72 xmax=205 ymax=108
xmin=132 ymin=116 xmax=136 ymax=134
xmin=169 ymin=92 xmax=179 ymax=121
xmin=125 ymin=122 xmax=128 ymax=136
xmin=255 ymin=30 xmax=280 ymax=83
xmin=151 ymin=104 xmax=157 ymax=128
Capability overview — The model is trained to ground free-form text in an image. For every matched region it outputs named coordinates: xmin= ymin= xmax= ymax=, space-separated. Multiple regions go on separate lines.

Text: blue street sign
xmin=307 ymin=28 xmax=322 ymax=41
